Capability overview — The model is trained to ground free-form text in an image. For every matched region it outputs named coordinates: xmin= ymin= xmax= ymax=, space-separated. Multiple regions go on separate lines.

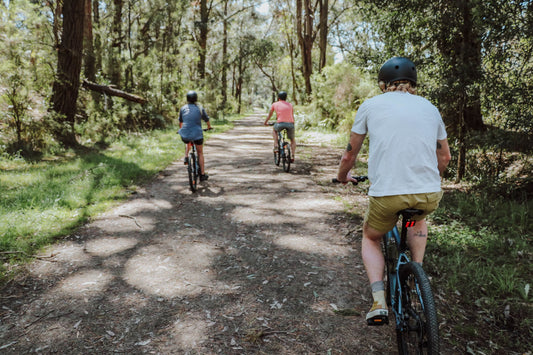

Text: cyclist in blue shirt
xmin=178 ymin=91 xmax=212 ymax=181
xmin=337 ymin=57 xmax=451 ymax=325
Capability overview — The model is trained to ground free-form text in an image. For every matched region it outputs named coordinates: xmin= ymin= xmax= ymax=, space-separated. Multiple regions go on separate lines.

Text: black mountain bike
xmin=333 ymin=176 xmax=439 ymax=354
xmin=185 ymin=128 xmax=211 ymax=192
xmin=269 ymin=123 xmax=291 ymax=172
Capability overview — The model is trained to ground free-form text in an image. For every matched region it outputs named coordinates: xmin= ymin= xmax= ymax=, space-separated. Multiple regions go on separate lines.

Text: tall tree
xmin=318 ymin=0 xmax=328 ymax=71
xmin=195 ymin=0 xmax=213 ymax=81
xmin=296 ymin=0 xmax=316 ymax=98
xmin=50 ymin=0 xmax=85 ymax=147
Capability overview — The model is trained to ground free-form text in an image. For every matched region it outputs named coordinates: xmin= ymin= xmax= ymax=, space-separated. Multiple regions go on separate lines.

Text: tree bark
xmin=296 ymin=0 xmax=316 ymax=99
xmin=51 ymin=0 xmax=85 ymax=148
xmin=196 ymin=0 xmax=210 ymax=80
xmin=318 ymin=0 xmax=328 ymax=72
xmin=83 ymin=0 xmax=96 ymax=82
xmin=110 ymin=0 xmax=123 ymax=86
xmin=82 ymin=80 xmax=147 ymax=104
xmin=460 ymin=0 xmax=484 ymax=131
xmin=221 ymin=0 xmax=229 ymax=110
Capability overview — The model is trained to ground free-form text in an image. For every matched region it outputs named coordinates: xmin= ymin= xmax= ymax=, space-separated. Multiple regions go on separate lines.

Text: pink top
xmin=271 ymin=100 xmax=294 ymax=123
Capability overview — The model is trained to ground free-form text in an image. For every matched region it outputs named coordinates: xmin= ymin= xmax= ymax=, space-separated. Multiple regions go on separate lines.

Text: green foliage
xmin=305 ymin=63 xmax=378 ymax=130
xmin=0 ymin=0 xmax=54 ymax=155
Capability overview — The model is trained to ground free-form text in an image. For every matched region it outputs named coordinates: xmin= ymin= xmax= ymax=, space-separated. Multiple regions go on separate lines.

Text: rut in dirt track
xmin=1 ymin=113 xmax=405 ymax=354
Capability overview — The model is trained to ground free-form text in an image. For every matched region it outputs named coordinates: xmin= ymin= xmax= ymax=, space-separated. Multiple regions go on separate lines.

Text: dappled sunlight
xmin=55 ymin=269 xmax=114 ymax=297
xmin=124 ymin=242 xmax=222 ymax=298
xmin=85 ymin=236 xmax=138 ymax=257
xmin=164 ymin=314 xmax=210 ymax=349
xmin=30 ymin=242 xmax=91 ymax=277
xmin=274 ymin=234 xmax=349 ymax=257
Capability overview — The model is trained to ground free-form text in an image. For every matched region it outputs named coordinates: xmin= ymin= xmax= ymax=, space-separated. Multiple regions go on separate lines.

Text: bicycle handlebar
xmin=332 ymin=176 xmax=368 ymax=185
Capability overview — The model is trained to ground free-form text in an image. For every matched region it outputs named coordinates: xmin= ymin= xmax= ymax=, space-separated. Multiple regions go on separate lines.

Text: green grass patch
xmin=425 ymin=189 xmax=532 ymax=352
xmin=0 ymin=115 xmax=240 ymax=280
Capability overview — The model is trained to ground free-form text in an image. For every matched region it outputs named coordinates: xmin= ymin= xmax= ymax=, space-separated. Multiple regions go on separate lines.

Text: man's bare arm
xmin=337 ymin=132 xmax=366 ymax=182
xmin=436 ymin=138 xmax=452 ymax=175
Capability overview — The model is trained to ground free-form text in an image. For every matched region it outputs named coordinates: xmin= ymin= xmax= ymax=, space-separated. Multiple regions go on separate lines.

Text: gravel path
xmin=0 ymin=113 xmax=428 ymax=354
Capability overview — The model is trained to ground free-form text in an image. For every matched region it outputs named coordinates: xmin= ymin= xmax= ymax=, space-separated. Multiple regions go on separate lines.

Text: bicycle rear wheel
xmin=282 ymin=142 xmax=291 ymax=172
xmin=188 ymin=152 xmax=198 ymax=192
xmin=397 ymin=262 xmax=439 ymax=355
xmin=274 ymin=147 xmax=281 ymax=166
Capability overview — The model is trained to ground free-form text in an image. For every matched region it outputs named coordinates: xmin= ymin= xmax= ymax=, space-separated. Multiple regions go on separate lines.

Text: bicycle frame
xmin=386 ymin=223 xmax=415 ymax=330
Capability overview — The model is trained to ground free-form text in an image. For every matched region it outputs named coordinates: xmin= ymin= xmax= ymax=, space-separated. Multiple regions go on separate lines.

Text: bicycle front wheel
xmin=397 ymin=262 xmax=439 ymax=355
xmin=282 ymin=142 xmax=291 ymax=172
xmin=188 ymin=152 xmax=198 ymax=192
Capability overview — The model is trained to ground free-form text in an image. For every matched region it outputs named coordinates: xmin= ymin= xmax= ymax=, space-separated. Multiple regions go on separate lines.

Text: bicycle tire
xmin=383 ymin=230 xmax=399 ymax=307
xmin=397 ymin=261 xmax=439 ymax=355
xmin=274 ymin=147 xmax=281 ymax=166
xmin=188 ymin=152 xmax=198 ymax=192
xmin=282 ymin=142 xmax=291 ymax=172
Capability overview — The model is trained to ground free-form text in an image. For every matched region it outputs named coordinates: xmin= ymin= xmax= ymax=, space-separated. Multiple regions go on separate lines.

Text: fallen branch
xmin=119 ymin=214 xmax=143 ymax=229
xmin=0 ymin=251 xmax=56 ymax=261
xmin=82 ymin=80 xmax=147 ymax=104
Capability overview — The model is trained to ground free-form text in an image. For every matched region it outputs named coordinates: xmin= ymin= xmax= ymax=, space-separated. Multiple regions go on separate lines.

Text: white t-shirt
xmin=352 ymin=91 xmax=447 ymax=197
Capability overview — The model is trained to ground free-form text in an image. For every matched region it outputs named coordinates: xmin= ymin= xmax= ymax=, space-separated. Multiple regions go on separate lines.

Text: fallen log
xmin=82 ymin=80 xmax=147 ymax=104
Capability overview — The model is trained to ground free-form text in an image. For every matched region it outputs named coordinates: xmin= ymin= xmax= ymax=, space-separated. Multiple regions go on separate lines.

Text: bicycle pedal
xmin=366 ymin=315 xmax=389 ymax=326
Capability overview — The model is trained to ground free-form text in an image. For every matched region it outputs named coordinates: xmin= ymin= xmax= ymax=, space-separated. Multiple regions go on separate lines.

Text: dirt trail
xmin=1 ymin=113 xmax=448 ymax=354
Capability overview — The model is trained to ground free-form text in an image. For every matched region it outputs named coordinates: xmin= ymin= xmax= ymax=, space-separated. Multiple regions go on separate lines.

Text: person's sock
xmin=371 ymin=281 xmax=386 ymax=307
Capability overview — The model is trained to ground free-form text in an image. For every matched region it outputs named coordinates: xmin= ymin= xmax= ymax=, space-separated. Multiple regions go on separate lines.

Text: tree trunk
xmin=83 ymin=0 xmax=95 ymax=81
xmin=296 ymin=0 xmax=315 ymax=99
xmin=461 ymin=0 xmax=484 ymax=131
xmin=110 ymin=0 xmax=123 ymax=86
xmin=51 ymin=0 xmax=85 ymax=148
xmin=221 ymin=0 xmax=229 ymax=110
xmin=196 ymin=0 xmax=210 ymax=80
xmin=318 ymin=0 xmax=328 ymax=72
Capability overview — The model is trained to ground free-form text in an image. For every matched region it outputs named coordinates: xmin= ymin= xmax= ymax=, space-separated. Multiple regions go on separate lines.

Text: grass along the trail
xmin=0 ymin=116 xmax=238 ymax=280
xmin=424 ymin=189 xmax=532 ymax=353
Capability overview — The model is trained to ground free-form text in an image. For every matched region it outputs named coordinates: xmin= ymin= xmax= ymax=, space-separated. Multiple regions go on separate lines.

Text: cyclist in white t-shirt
xmin=336 ymin=57 xmax=452 ymax=325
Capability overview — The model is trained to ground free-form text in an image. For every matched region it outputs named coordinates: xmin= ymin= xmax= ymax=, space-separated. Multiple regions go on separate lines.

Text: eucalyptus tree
xmin=50 ymin=0 xmax=85 ymax=147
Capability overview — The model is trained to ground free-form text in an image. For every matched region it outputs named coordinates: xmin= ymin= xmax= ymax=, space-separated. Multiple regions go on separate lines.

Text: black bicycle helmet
xmin=378 ymin=57 xmax=417 ymax=86
xmin=278 ymin=91 xmax=288 ymax=100
xmin=186 ymin=90 xmax=198 ymax=103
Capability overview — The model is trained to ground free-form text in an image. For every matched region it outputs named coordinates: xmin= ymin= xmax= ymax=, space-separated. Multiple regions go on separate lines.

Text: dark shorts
xmin=274 ymin=122 xmax=295 ymax=140
xmin=181 ymin=137 xmax=204 ymax=145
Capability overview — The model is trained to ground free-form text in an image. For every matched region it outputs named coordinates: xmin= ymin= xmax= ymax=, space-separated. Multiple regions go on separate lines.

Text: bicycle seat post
xmin=398 ymin=208 xmax=424 ymax=252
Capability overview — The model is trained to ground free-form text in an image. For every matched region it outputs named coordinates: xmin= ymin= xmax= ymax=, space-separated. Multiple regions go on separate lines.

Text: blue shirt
xmin=178 ymin=104 xmax=209 ymax=141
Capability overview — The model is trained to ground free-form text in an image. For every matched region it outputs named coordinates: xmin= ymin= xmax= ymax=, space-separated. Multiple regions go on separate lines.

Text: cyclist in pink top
xmin=264 ymin=91 xmax=296 ymax=162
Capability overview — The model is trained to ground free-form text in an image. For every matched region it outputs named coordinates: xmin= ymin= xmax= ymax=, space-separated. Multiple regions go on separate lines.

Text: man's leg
xmin=407 ymin=218 xmax=428 ymax=264
xmin=362 ymin=221 xmax=386 ymax=285
xmin=362 ymin=221 xmax=388 ymax=324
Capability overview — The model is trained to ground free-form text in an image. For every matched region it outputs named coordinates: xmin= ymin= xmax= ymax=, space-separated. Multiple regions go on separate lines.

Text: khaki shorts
xmin=364 ymin=191 xmax=443 ymax=233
